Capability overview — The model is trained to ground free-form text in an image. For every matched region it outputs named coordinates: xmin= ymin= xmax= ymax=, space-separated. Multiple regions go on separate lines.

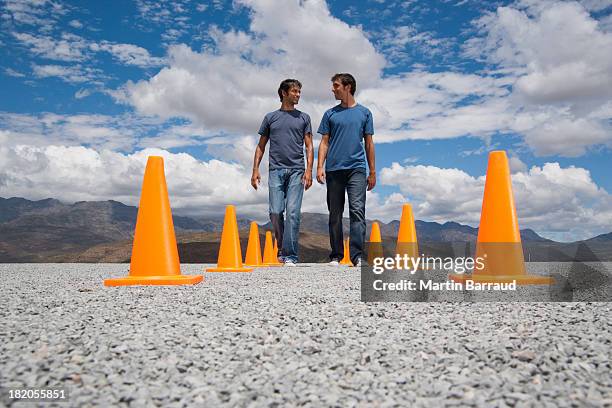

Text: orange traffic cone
xmin=262 ymin=231 xmax=281 ymax=266
xmin=367 ymin=221 xmax=384 ymax=265
xmin=207 ymin=205 xmax=252 ymax=272
xmin=104 ymin=156 xmax=203 ymax=286
xmin=340 ymin=238 xmax=352 ymax=265
xmin=396 ymin=204 xmax=419 ymax=265
xmin=244 ymin=221 xmax=263 ymax=267
xmin=449 ymin=151 xmax=552 ymax=285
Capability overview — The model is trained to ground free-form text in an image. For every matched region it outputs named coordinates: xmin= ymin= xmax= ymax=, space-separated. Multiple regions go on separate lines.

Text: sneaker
xmin=284 ymin=260 xmax=297 ymax=267
xmin=329 ymin=260 xmax=340 ymax=266
xmin=354 ymin=259 xmax=362 ymax=267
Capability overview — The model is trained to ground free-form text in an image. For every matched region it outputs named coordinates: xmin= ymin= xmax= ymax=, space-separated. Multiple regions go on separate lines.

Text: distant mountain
xmin=586 ymin=232 xmax=612 ymax=242
xmin=0 ymin=197 xmax=248 ymax=262
xmin=0 ymin=197 xmax=607 ymax=262
xmin=0 ymin=197 xmax=64 ymax=223
xmin=262 ymin=212 xmax=553 ymax=243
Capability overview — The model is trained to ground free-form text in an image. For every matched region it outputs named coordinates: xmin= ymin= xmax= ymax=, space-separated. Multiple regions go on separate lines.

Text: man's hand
xmin=367 ymin=171 xmax=376 ymax=191
xmin=316 ymin=167 xmax=326 ymax=184
xmin=251 ymin=168 xmax=261 ymax=190
xmin=302 ymin=171 xmax=313 ymax=190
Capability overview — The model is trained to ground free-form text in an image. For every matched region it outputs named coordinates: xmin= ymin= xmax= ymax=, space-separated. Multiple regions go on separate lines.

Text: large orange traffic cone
xmin=367 ymin=221 xmax=384 ymax=265
xmin=449 ymin=151 xmax=552 ymax=285
xmin=396 ymin=204 xmax=419 ymax=263
xmin=262 ymin=231 xmax=281 ymax=266
xmin=105 ymin=156 xmax=203 ymax=286
xmin=207 ymin=205 xmax=252 ymax=272
xmin=340 ymin=238 xmax=352 ymax=265
xmin=244 ymin=221 xmax=263 ymax=267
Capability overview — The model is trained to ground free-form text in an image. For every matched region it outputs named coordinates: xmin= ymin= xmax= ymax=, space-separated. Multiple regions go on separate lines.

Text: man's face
xmin=283 ymin=85 xmax=301 ymax=104
xmin=332 ymin=80 xmax=349 ymax=100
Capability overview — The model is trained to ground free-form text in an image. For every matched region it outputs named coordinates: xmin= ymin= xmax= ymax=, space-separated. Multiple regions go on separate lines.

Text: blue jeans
xmin=326 ymin=168 xmax=366 ymax=264
xmin=269 ymin=168 xmax=304 ymax=263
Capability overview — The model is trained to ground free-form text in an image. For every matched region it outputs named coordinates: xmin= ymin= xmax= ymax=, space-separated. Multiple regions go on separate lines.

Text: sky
xmin=0 ymin=0 xmax=611 ymax=242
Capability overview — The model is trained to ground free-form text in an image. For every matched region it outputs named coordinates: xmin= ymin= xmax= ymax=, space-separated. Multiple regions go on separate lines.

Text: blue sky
xmin=1 ymin=0 xmax=611 ymax=242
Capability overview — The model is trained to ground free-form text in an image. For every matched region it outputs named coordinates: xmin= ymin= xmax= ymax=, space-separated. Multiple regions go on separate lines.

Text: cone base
xmin=104 ymin=274 xmax=203 ymax=286
xmin=262 ymin=263 xmax=282 ymax=267
xmin=206 ymin=266 xmax=252 ymax=272
xmin=449 ymin=274 xmax=553 ymax=285
xmin=243 ymin=263 xmax=262 ymax=267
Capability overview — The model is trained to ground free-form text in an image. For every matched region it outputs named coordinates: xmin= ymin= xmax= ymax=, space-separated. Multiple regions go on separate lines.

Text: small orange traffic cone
xmin=207 ymin=205 xmax=252 ymax=272
xmin=244 ymin=221 xmax=263 ymax=267
xmin=262 ymin=231 xmax=281 ymax=266
xmin=396 ymin=204 xmax=419 ymax=263
xmin=367 ymin=221 xmax=384 ymax=265
xmin=449 ymin=151 xmax=552 ymax=285
xmin=340 ymin=238 xmax=352 ymax=265
xmin=104 ymin=156 xmax=203 ymax=286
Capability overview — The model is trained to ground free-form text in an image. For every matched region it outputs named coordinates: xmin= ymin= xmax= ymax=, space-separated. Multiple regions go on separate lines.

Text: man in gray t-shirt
xmin=251 ymin=79 xmax=314 ymax=265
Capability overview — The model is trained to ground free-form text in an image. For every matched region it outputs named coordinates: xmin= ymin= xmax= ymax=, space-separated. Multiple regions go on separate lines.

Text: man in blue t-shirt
xmin=251 ymin=79 xmax=314 ymax=266
xmin=317 ymin=73 xmax=376 ymax=266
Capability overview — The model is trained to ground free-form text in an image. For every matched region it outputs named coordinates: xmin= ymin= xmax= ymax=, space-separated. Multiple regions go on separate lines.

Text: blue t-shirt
xmin=317 ymin=104 xmax=374 ymax=171
xmin=258 ymin=109 xmax=312 ymax=170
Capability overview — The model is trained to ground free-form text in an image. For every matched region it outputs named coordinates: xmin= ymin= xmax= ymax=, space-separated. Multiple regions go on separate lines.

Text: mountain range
xmin=0 ymin=197 xmax=609 ymax=262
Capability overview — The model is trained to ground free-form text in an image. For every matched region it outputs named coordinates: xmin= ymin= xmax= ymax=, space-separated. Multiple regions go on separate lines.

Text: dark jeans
xmin=326 ymin=168 xmax=366 ymax=264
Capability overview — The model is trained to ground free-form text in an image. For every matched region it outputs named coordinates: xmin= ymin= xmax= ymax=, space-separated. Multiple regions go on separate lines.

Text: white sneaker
xmin=284 ymin=260 xmax=296 ymax=267
xmin=354 ymin=259 xmax=362 ymax=267
xmin=329 ymin=260 xmax=340 ymax=266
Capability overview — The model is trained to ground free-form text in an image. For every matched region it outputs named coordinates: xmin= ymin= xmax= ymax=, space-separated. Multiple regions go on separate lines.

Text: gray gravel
xmin=0 ymin=263 xmax=611 ymax=407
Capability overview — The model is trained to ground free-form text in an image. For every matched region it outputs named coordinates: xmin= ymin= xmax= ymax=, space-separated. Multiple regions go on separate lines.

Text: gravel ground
xmin=0 ymin=263 xmax=611 ymax=407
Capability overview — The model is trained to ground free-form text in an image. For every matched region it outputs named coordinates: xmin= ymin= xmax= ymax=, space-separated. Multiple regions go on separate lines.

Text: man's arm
xmin=302 ymin=132 xmax=314 ymax=190
xmin=316 ymin=134 xmax=330 ymax=184
xmin=251 ymin=135 xmax=269 ymax=190
xmin=364 ymin=134 xmax=376 ymax=191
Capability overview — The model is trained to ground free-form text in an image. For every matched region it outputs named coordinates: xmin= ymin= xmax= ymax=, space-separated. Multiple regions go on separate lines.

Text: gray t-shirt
xmin=258 ymin=109 xmax=312 ymax=170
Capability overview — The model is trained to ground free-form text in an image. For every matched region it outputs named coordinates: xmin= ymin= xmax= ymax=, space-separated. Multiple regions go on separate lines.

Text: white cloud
xmin=32 ymin=63 xmax=103 ymax=83
xmin=518 ymin=111 xmax=610 ymax=156
xmin=0 ymin=145 xmax=268 ymax=218
xmin=0 ymin=139 xmax=330 ymax=221
xmin=119 ymin=0 xmax=612 ymax=156
xmin=4 ymin=67 xmax=25 ymax=77
xmin=380 ymin=160 xmax=612 ymax=241
xmin=12 ymin=32 xmax=165 ymax=68
xmin=90 ymin=41 xmax=166 ymax=67
xmin=578 ymin=0 xmax=612 ymax=12
xmin=0 ymin=112 xmax=150 ymax=151
xmin=364 ymin=191 xmax=410 ymax=222
xmin=0 ymin=112 xmax=242 ymax=153
xmin=464 ymin=1 xmax=612 ymax=155
xmin=121 ymin=0 xmax=385 ymax=133
xmin=13 ymin=32 xmax=89 ymax=61
xmin=74 ymin=88 xmax=91 ymax=99
xmin=508 ymin=154 xmax=527 ymax=173
xmin=118 ymin=0 xmax=612 ymax=157
xmin=359 ymin=72 xmax=512 ymax=142
xmin=133 ymin=0 xmax=194 ymax=43
xmin=380 ymin=163 xmax=485 ymax=223
xmin=2 ymin=0 xmax=68 ymax=30
xmin=372 ymin=25 xmax=454 ymax=66
xmin=68 ymin=19 xmax=82 ymax=29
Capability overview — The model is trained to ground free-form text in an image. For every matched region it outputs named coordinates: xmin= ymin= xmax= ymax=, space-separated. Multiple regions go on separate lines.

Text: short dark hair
xmin=331 ymin=73 xmax=356 ymax=95
xmin=278 ymin=79 xmax=302 ymax=102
